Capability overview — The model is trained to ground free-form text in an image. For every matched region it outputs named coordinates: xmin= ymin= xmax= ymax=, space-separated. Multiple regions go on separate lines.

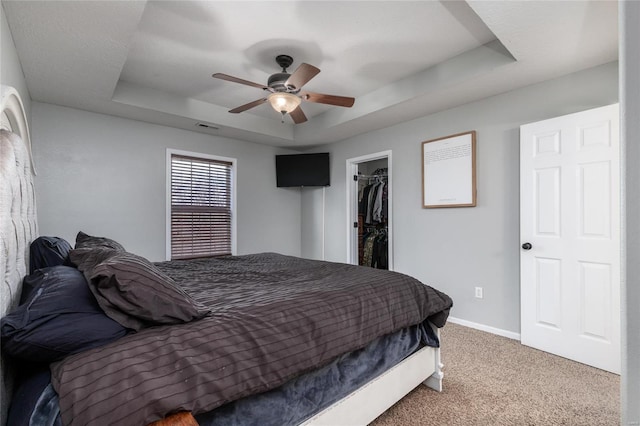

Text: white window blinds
xmin=170 ymin=154 xmax=232 ymax=259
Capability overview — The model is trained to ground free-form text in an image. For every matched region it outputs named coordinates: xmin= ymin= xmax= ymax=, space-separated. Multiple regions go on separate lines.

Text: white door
xmin=520 ymin=104 xmax=620 ymax=374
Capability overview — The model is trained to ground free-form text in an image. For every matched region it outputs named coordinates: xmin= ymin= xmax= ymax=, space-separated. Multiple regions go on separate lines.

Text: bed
xmin=0 ymin=84 xmax=452 ymax=426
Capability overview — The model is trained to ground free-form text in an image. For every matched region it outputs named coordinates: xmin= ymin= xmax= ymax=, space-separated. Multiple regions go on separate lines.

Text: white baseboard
xmin=447 ymin=316 xmax=521 ymax=341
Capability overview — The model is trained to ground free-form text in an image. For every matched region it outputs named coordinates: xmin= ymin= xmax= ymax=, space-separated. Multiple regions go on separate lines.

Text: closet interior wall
xmin=357 ymin=159 xmax=388 ymax=269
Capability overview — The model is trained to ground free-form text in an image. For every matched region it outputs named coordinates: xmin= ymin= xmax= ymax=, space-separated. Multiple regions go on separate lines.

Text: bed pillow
xmin=68 ymin=247 xmax=119 ymax=272
xmin=0 ymin=266 xmax=128 ymax=363
xmin=77 ymin=250 xmax=209 ymax=331
xmin=28 ymin=236 xmax=72 ymax=275
xmin=75 ymin=231 xmax=125 ymax=251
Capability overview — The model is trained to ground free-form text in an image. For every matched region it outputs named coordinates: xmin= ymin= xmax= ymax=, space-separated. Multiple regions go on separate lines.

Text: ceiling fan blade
xmin=301 ymin=91 xmax=355 ymax=108
xmin=212 ymin=73 xmax=269 ymax=90
xmin=229 ymin=98 xmax=267 ymax=113
xmin=285 ymin=63 xmax=320 ymax=90
xmin=289 ymin=106 xmax=308 ymax=124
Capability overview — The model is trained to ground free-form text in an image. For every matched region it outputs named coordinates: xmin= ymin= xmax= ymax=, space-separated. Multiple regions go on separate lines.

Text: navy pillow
xmin=0 ymin=266 xmax=128 ymax=363
xmin=28 ymin=236 xmax=72 ymax=275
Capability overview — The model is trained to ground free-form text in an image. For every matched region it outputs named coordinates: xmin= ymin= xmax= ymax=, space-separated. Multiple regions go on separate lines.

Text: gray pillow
xmin=70 ymin=249 xmax=209 ymax=331
xmin=70 ymin=247 xmax=118 ymax=271
xmin=75 ymin=231 xmax=125 ymax=251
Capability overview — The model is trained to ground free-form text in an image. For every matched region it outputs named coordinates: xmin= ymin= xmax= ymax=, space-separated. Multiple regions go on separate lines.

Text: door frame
xmin=346 ymin=150 xmax=393 ymax=270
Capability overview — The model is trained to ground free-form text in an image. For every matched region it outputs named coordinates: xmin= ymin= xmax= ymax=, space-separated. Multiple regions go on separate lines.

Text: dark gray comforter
xmin=50 ymin=253 xmax=452 ymax=426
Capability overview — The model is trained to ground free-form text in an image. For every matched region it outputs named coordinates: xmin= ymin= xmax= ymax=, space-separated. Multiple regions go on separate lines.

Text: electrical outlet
xmin=475 ymin=287 xmax=483 ymax=299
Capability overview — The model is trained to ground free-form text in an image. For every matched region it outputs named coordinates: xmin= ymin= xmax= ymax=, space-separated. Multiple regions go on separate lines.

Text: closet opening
xmin=346 ymin=151 xmax=392 ymax=270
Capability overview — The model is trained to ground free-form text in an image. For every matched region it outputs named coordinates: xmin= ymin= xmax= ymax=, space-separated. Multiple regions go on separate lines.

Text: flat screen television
xmin=276 ymin=153 xmax=330 ymax=187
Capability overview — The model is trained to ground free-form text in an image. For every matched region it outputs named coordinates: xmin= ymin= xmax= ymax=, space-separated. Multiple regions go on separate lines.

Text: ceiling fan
xmin=212 ymin=55 xmax=355 ymax=124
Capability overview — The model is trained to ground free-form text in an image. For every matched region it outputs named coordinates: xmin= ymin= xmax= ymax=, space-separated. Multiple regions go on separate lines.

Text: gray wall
xmin=620 ymin=1 xmax=640 ymax=423
xmin=302 ymin=62 xmax=619 ymax=334
xmin=32 ymin=102 xmax=302 ymax=262
xmin=300 ymin=188 xmax=325 ymax=260
xmin=1 ymin=4 xmax=30 ymax=116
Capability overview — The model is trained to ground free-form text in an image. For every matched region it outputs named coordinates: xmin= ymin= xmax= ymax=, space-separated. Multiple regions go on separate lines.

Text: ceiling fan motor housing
xmin=268 ymin=72 xmax=293 ymax=92
xmin=269 ymin=54 xmax=299 ymax=92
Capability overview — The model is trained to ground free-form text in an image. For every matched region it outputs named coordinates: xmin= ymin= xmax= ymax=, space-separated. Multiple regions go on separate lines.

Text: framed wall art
xmin=422 ymin=130 xmax=476 ymax=208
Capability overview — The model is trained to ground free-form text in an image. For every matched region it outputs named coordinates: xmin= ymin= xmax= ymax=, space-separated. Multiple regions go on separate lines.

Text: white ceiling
xmin=2 ymin=1 xmax=618 ymax=148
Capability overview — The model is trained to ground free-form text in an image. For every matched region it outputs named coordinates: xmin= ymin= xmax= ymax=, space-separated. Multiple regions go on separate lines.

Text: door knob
xmin=522 ymin=242 xmax=532 ymax=250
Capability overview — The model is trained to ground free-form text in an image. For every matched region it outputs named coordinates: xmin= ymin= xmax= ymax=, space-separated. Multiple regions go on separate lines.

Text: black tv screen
xmin=276 ymin=153 xmax=330 ymax=187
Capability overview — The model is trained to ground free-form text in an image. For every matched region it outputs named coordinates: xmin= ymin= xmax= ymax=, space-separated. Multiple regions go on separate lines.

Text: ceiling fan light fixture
xmin=268 ymin=92 xmax=301 ymax=114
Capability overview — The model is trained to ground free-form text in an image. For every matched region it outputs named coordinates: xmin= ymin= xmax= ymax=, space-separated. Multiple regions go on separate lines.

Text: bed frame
xmin=0 ymin=84 xmax=443 ymax=426
xmin=303 ymin=327 xmax=443 ymax=425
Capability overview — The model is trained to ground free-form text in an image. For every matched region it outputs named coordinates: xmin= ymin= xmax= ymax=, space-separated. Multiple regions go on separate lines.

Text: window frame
xmin=166 ymin=148 xmax=237 ymax=261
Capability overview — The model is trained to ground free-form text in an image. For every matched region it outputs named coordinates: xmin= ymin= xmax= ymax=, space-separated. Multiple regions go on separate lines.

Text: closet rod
xmin=357 ymin=174 xmax=388 ymax=179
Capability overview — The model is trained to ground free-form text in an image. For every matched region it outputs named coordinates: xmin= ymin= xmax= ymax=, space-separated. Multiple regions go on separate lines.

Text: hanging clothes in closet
xmin=362 ymin=228 xmax=388 ymax=269
xmin=358 ymin=168 xmax=388 ymax=225
xmin=358 ymin=167 xmax=388 ymax=269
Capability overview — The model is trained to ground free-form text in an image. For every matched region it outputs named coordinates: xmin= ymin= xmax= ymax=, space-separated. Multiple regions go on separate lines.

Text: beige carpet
xmin=371 ymin=323 xmax=619 ymax=425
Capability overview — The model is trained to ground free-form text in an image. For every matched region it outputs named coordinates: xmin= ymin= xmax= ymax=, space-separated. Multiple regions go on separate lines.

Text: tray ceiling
xmin=2 ymin=1 xmax=618 ymax=148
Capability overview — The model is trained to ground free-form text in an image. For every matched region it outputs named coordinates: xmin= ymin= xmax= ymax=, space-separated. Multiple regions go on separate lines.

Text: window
xmin=168 ymin=151 xmax=235 ymax=260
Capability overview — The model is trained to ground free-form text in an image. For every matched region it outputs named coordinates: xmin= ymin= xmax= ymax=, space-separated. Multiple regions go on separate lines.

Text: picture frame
xmin=422 ymin=130 xmax=476 ymax=208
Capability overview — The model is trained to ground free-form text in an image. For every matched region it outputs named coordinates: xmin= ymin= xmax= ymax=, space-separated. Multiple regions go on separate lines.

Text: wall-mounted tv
xmin=276 ymin=153 xmax=330 ymax=187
